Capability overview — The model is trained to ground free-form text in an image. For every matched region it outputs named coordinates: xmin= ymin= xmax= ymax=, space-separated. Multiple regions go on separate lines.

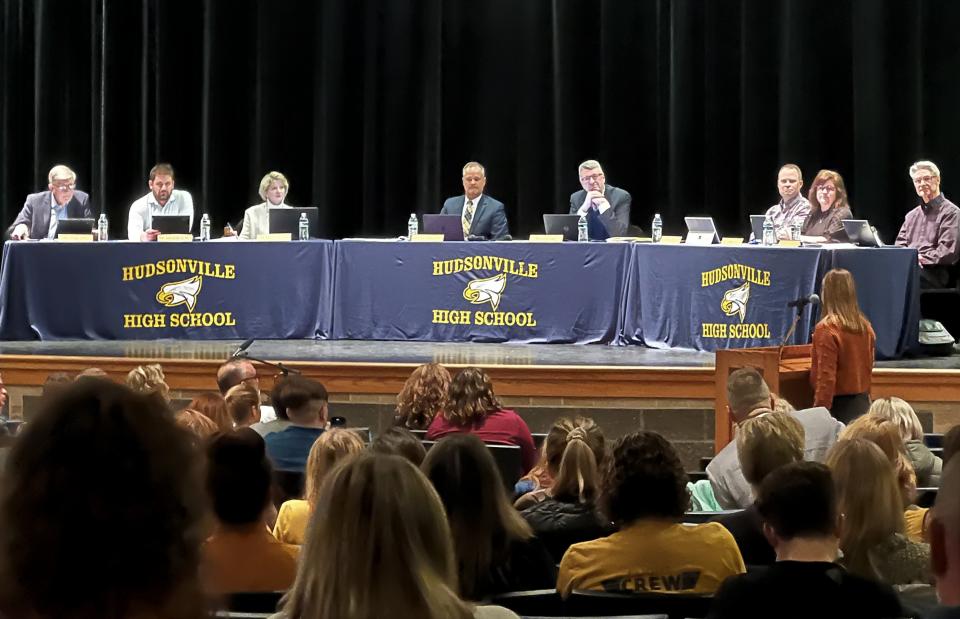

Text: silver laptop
xmin=684 ymin=216 xmax=720 ymax=245
xmin=842 ymin=219 xmax=884 ymax=247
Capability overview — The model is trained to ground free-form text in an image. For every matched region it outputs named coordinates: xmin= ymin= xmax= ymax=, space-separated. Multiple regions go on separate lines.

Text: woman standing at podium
xmin=811 ymin=269 xmax=876 ymax=423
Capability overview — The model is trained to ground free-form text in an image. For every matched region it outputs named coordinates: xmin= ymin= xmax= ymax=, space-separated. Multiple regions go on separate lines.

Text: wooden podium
xmin=713 ymin=344 xmax=813 ymax=453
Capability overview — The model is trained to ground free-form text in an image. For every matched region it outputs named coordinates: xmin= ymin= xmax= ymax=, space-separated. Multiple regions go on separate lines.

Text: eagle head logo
xmin=720 ymin=281 xmax=751 ymax=322
xmin=463 ymin=273 xmax=507 ymax=311
xmin=156 ymin=275 xmax=203 ymax=313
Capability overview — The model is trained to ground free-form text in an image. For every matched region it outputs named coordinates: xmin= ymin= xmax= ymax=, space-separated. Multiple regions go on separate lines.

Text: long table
xmin=0 ymin=240 xmax=920 ymax=358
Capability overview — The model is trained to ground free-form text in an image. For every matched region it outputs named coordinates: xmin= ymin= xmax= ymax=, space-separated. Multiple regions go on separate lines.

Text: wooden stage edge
xmin=2 ymin=354 xmax=960 ymax=403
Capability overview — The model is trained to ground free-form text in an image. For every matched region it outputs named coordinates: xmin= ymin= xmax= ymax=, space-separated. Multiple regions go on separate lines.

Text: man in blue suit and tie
xmin=8 ymin=165 xmax=94 ymax=240
xmin=569 ymin=159 xmax=632 ymax=239
xmin=440 ymin=162 xmax=510 ymax=240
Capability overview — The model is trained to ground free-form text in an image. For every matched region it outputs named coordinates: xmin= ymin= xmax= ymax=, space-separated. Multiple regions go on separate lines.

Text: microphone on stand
xmin=778 ymin=294 xmax=820 ymax=359
xmin=786 ymin=293 xmax=820 ymax=310
xmin=230 ymin=338 xmax=255 ymax=359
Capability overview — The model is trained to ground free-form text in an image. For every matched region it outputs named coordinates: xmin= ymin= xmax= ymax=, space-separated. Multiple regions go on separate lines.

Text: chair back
xmin=226 ymin=591 xmax=284 ymax=613
xmin=421 ymin=439 xmax=522 ymax=491
xmin=567 ymin=590 xmax=712 ymax=619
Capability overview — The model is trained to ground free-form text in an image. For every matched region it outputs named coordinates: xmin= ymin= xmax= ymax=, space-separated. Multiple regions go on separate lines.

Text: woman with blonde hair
xmin=869 ymin=397 xmax=941 ymax=486
xmin=800 ymin=169 xmax=853 ymax=243
xmin=395 ymin=362 xmax=451 ymax=430
xmin=224 ymin=383 xmax=261 ymax=429
xmin=276 ymin=453 xmax=518 ymax=619
xmin=125 ymin=363 xmax=170 ymax=403
xmin=239 ymin=171 xmax=293 ymax=240
xmin=810 ymin=268 xmax=876 ymax=422
xmin=273 ymin=428 xmax=365 ymax=545
xmin=826 ymin=439 xmax=931 ymax=585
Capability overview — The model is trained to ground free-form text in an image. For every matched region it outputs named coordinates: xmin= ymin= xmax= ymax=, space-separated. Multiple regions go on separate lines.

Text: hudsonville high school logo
xmin=431 ymin=256 xmax=538 ymax=327
xmin=121 ymin=259 xmax=238 ymax=329
xmin=700 ymin=263 xmax=772 ymax=339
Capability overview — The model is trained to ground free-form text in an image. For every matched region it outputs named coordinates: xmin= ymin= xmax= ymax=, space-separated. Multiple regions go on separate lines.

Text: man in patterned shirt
xmin=763 ymin=164 xmax=812 ymax=240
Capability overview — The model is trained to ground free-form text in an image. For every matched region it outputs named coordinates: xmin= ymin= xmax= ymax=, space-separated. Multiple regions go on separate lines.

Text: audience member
xmin=224 ymin=383 xmax=262 ymax=429
xmin=0 ymin=380 xmax=207 ymax=619
xmin=395 ymin=362 xmax=451 ymax=430
xmin=174 ymin=408 xmax=220 ymax=442
xmin=945 ymin=425 xmax=960 ymax=467
xmin=263 ymin=376 xmax=328 ymax=472
xmin=800 ymin=169 xmax=853 ymax=243
xmin=202 ymin=429 xmax=298 ymax=595
xmin=186 ymin=392 xmax=232 ymax=433
xmin=707 ymin=462 xmax=903 ymax=619
xmin=75 ymin=367 xmax=109 ymax=382
xmin=41 ymin=372 xmax=72 ymax=398
xmin=369 ymin=426 xmax=427 ymax=466
xmin=277 ymin=453 xmax=519 ymax=619
xmin=811 ymin=268 xmax=876 ymax=422
xmin=930 ymin=459 xmax=960 ymax=618
xmin=217 ymin=358 xmax=278 ymax=427
xmin=518 ymin=418 xmax=614 ymax=563
xmin=516 ymin=416 xmax=606 ymax=509
xmin=557 ymin=431 xmax=745 ymax=597
xmin=422 ymin=434 xmax=556 ymax=600
xmin=273 ymin=428 xmax=365 ymax=545
xmin=426 ymin=367 xmax=537 ymax=474
xmin=125 ymin=363 xmax=171 ymax=403
xmin=711 ymin=412 xmax=804 ymax=566
xmin=870 ymin=396 xmax=942 ymax=486
xmin=707 ymin=367 xmax=842 ymax=509
xmin=826 ymin=438 xmax=931 ymax=585
xmin=840 ymin=414 xmax=918 ymax=506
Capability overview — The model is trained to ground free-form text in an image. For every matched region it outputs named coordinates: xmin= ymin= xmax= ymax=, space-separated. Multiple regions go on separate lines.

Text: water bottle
xmin=762 ymin=215 xmax=776 ymax=246
xmin=790 ymin=222 xmax=801 ymax=241
xmin=298 ymin=213 xmax=310 ymax=240
xmin=97 ymin=213 xmax=108 ymax=242
xmin=407 ymin=213 xmax=418 ymax=239
xmin=651 ymin=213 xmax=663 ymax=243
xmin=577 ymin=214 xmax=589 ymax=242
xmin=199 ymin=213 xmax=211 ymax=241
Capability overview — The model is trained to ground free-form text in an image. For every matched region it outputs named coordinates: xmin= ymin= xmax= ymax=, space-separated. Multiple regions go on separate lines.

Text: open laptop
xmin=684 ymin=216 xmax=720 ymax=245
xmin=749 ymin=215 xmax=768 ymax=241
xmin=543 ymin=214 xmax=581 ymax=241
xmin=152 ymin=215 xmax=192 ymax=235
xmin=422 ymin=214 xmax=464 ymax=241
xmin=55 ymin=218 xmax=95 ymax=237
xmin=269 ymin=206 xmax=319 ymax=239
xmin=842 ymin=219 xmax=884 ymax=247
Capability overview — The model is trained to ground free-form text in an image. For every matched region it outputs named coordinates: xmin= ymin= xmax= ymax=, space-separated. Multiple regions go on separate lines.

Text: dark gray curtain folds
xmin=2 ymin=0 xmax=959 ymax=240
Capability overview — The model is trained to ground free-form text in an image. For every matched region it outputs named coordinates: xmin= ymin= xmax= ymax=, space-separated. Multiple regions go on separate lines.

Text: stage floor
xmin=0 ymin=339 xmax=956 ymax=370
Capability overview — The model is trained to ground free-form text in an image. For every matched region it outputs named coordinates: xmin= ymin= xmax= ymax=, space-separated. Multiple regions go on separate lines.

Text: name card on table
xmin=411 ymin=234 xmax=444 ymax=242
xmin=57 ymin=234 xmax=94 ymax=243
xmin=157 ymin=234 xmax=194 ymax=242
xmin=779 ymin=240 xmax=802 ymax=248
xmin=721 ymin=238 xmax=744 ymax=246
xmin=257 ymin=233 xmax=292 ymax=241
xmin=528 ymin=234 xmax=564 ymax=243
xmin=660 ymin=236 xmax=683 ymax=245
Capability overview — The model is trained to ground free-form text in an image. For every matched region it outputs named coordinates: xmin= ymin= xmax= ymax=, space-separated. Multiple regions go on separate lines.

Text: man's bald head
xmin=216 ymin=359 xmax=257 ymax=396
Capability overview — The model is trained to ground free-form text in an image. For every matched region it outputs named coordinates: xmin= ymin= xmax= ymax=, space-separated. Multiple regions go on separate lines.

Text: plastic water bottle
xmin=790 ymin=222 xmax=801 ymax=241
xmin=199 ymin=213 xmax=211 ymax=241
xmin=407 ymin=213 xmax=418 ymax=239
xmin=651 ymin=213 xmax=663 ymax=243
xmin=577 ymin=214 xmax=589 ymax=242
xmin=762 ymin=215 xmax=776 ymax=246
xmin=298 ymin=213 xmax=310 ymax=240
xmin=97 ymin=213 xmax=108 ymax=242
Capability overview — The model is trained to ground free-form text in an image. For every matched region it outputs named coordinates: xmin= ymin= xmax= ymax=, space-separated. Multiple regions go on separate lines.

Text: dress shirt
xmin=801 ymin=204 xmax=852 ymax=243
xmin=127 ymin=189 xmax=195 ymax=240
xmin=47 ymin=193 xmax=68 ymax=239
xmin=239 ymin=202 xmax=289 ymax=240
xmin=895 ymin=194 xmax=960 ymax=266
xmin=764 ymin=195 xmax=812 ymax=238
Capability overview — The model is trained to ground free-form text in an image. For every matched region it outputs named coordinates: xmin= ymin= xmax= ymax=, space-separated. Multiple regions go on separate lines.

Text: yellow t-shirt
xmin=905 ymin=507 xmax=929 ymax=543
xmin=273 ymin=499 xmax=311 ymax=545
xmin=557 ymin=519 xmax=745 ymax=597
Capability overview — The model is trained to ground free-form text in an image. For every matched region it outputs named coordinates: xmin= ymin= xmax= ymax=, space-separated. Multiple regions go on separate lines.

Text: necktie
xmin=462 ymin=200 xmax=475 ymax=237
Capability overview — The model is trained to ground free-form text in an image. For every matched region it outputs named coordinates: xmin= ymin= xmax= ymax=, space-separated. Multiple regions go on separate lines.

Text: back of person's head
xmin=175 ymin=408 xmax=221 ymax=441
xmin=75 ymin=367 xmax=109 ymax=382
xmin=215 ymin=359 xmax=254 ymax=396
xmin=868 ymin=397 xmax=924 ymax=442
xmin=826 ymin=438 xmax=905 ymax=579
xmin=944 ymin=425 xmax=960 ymax=467
xmin=756 ymin=461 xmax=837 ymax=541
xmin=224 ymin=382 xmax=261 ymax=428
xmin=421 ymin=434 xmax=532 ymax=600
xmin=444 ymin=367 xmax=501 ymax=425
xmin=273 ymin=375 xmax=328 ymax=424
xmin=840 ymin=414 xmax=916 ymax=504
xmin=125 ymin=363 xmax=170 ymax=402
xmin=304 ymin=428 xmax=366 ymax=507
xmin=548 ymin=417 xmax=606 ymax=504
xmin=820 ymin=268 xmax=869 ymax=334
xmin=0 ymin=380 xmax=206 ymax=619
xmin=42 ymin=372 xmax=72 ymax=398
xmin=396 ymin=362 xmax=451 ymax=430
xmin=737 ymin=412 xmax=805 ymax=488
xmin=932 ymin=458 xmax=960 ymax=604
xmin=370 ymin=426 xmax=428 ymax=466
xmin=186 ymin=392 xmax=231 ymax=432
xmin=207 ymin=429 xmax=272 ymax=527
xmin=726 ymin=368 xmax=771 ymax=420
xmin=281 ymin=453 xmax=472 ymax=619
xmin=773 ymin=396 xmax=796 ymax=413
xmin=602 ymin=431 xmax=689 ymax=526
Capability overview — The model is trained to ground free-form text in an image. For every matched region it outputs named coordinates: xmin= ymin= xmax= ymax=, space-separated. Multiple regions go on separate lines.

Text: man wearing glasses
xmin=7 ymin=165 xmax=94 ymax=240
xmin=896 ymin=160 xmax=960 ymax=288
xmin=569 ymin=159 xmax=632 ymax=239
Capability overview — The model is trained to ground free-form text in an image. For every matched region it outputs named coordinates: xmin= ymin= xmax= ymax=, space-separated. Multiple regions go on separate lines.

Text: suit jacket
xmin=8 ymin=190 xmax=93 ymax=239
xmin=569 ymin=184 xmax=631 ymax=238
xmin=440 ymin=194 xmax=510 ymax=240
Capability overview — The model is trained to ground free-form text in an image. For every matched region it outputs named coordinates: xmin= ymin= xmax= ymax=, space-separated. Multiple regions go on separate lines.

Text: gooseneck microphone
xmin=231 ymin=338 xmax=255 ymax=359
xmin=786 ymin=293 xmax=820 ymax=309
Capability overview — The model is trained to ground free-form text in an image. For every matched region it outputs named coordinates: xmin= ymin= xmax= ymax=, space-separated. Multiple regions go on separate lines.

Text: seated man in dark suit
xmin=8 ymin=164 xmax=94 ymax=239
xmin=569 ymin=159 xmax=631 ymax=238
xmin=440 ymin=161 xmax=510 ymax=240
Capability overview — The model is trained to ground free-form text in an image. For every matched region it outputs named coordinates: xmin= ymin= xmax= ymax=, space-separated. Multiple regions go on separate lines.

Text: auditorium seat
xmin=917 ymin=487 xmax=939 ymax=508
xmin=488 ymin=589 xmax=566 ymax=616
xmin=932 ymin=447 xmax=944 ymax=459
xmin=682 ymin=510 xmax=742 ymax=524
xmin=687 ymin=471 xmax=708 ymax=483
xmin=225 ymin=591 xmax=283 ymax=613
xmin=567 ymin=590 xmax=712 ymax=619
xmin=925 ymin=433 xmax=944 ymax=448
xmin=347 ymin=426 xmax=372 ymax=443
xmin=532 ymin=432 xmax=547 ymax=450
xmin=699 ymin=456 xmax=713 ymax=471
xmin=421 ymin=440 xmax=523 ymax=491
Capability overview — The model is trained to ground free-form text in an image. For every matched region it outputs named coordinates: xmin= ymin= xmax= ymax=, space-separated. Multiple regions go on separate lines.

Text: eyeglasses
xmin=913 ymin=175 xmax=937 ymax=185
xmin=817 ymin=186 xmax=837 ymax=193
xmin=52 ymin=183 xmax=75 ymax=191
xmin=580 ymin=173 xmax=605 ymax=183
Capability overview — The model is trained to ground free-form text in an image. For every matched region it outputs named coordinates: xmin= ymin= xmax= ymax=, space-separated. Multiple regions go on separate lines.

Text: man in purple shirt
xmin=896 ymin=160 xmax=960 ymax=288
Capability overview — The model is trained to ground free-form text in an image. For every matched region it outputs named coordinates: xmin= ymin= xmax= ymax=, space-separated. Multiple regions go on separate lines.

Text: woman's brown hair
xmin=545 ymin=417 xmax=606 ymax=504
xmin=396 ymin=363 xmax=451 ymax=430
xmin=224 ymin=383 xmax=261 ymax=428
xmin=808 ymin=169 xmax=850 ymax=212
xmin=819 ymin=268 xmax=870 ymax=334
xmin=443 ymin=367 xmax=502 ymax=426
xmin=186 ymin=392 xmax=232 ymax=432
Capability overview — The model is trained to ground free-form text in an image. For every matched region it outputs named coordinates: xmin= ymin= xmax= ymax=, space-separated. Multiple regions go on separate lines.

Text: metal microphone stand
xmin=232 ymin=351 xmax=301 ymax=376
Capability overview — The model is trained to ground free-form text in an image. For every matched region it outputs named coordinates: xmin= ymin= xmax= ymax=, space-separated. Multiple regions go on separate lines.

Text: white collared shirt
xmin=127 ymin=189 xmax=195 ymax=240
xmin=463 ymin=194 xmax=482 ymax=232
xmin=47 ymin=192 xmax=69 ymax=239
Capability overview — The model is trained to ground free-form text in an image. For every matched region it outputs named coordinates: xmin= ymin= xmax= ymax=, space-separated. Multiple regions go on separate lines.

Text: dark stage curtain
xmin=1 ymin=0 xmax=959 ymax=240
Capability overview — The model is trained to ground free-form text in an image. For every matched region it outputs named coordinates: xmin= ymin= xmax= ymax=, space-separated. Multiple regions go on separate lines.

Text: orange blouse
xmin=810 ymin=319 xmax=876 ymax=409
